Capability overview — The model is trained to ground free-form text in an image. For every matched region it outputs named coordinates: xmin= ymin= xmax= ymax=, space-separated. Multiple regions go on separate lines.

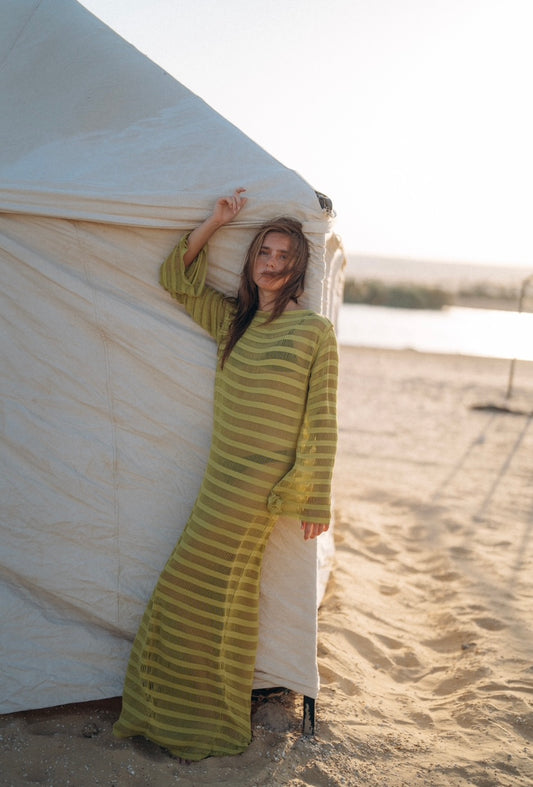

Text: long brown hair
xmin=220 ymin=217 xmax=309 ymax=368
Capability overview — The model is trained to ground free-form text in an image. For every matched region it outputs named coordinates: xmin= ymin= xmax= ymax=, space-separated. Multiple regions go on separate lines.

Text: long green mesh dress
xmin=113 ymin=236 xmax=338 ymax=760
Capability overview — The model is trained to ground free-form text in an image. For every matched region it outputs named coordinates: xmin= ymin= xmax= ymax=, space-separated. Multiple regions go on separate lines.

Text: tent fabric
xmin=0 ymin=0 xmax=345 ymax=714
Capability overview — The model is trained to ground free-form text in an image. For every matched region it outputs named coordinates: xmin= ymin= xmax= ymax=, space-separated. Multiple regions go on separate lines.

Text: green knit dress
xmin=113 ymin=236 xmax=338 ymax=760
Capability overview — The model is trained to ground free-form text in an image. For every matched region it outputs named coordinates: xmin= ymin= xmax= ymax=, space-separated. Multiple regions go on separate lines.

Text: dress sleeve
xmin=159 ymin=233 xmax=232 ymax=343
xmin=267 ymin=323 xmax=339 ymax=525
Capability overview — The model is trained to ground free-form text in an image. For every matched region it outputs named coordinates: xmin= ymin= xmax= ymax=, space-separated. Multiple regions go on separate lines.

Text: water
xmin=338 ymin=304 xmax=533 ymax=362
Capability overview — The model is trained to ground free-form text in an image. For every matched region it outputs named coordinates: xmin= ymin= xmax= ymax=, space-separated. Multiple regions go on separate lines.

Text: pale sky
xmin=80 ymin=0 xmax=533 ymax=266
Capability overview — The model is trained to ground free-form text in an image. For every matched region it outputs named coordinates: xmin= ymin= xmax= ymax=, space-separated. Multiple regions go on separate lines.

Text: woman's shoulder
xmin=290 ymin=309 xmax=335 ymax=332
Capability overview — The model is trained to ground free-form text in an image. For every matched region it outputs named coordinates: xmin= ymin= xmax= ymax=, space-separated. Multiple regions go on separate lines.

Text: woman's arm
xmin=183 ymin=188 xmax=248 ymax=267
xmin=267 ymin=322 xmax=338 ymax=540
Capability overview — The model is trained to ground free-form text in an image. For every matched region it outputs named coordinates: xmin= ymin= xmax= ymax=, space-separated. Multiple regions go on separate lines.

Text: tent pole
xmin=302 ymin=695 xmax=316 ymax=735
xmin=505 ymin=273 xmax=532 ymax=400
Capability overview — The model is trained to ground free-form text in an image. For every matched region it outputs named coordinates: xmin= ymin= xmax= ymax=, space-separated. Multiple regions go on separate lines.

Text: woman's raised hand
xmin=182 ymin=188 xmax=248 ymax=266
xmin=212 ymin=188 xmax=248 ymax=226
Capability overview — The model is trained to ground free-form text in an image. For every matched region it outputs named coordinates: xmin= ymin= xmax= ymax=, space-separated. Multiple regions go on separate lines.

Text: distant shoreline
xmin=343 ymin=277 xmax=526 ymax=311
xmin=346 ymin=253 xmax=532 ymax=289
xmin=344 ymin=255 xmax=532 ymax=312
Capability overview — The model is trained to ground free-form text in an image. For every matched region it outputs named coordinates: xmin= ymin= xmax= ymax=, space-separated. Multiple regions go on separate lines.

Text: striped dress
xmin=113 ymin=236 xmax=338 ymax=760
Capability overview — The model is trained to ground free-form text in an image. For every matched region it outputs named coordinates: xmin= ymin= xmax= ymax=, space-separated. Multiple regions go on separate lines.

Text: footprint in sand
xmin=509 ymin=711 xmax=533 ymax=742
xmin=357 ymin=527 xmax=398 ymax=556
xmin=375 ymin=634 xmax=404 ymax=650
xmin=449 ymin=545 xmax=473 ymax=558
xmin=318 ymin=664 xmax=360 ymax=696
xmin=342 ymin=630 xmax=395 ymax=671
xmin=473 ymin=617 xmax=507 ymax=631
xmin=367 ymin=541 xmax=398 ymax=557
xmin=393 ymin=650 xmax=423 ymax=669
xmin=431 ymin=571 xmax=462 ymax=582
xmin=375 ymin=634 xmax=421 ymax=664
xmin=433 ymin=666 xmax=491 ymax=696
xmin=406 ymin=524 xmax=429 ymax=540
xmin=408 ymin=710 xmax=434 ymax=729
xmin=378 ymin=583 xmax=400 ymax=596
xmin=422 ymin=630 xmax=479 ymax=653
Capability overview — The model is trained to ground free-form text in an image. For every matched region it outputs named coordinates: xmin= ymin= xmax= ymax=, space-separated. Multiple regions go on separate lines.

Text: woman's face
xmin=252 ymin=232 xmax=294 ymax=297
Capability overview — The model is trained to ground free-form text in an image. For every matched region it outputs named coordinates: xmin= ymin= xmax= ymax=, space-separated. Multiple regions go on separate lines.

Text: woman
xmin=113 ymin=189 xmax=338 ymax=760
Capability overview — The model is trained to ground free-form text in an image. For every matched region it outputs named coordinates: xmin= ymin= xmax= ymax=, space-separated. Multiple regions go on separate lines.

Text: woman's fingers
xmin=301 ymin=522 xmax=330 ymax=540
xmin=232 ymin=187 xmax=247 ymax=212
xmin=227 ymin=188 xmax=247 ymax=209
xmin=214 ymin=188 xmax=247 ymax=222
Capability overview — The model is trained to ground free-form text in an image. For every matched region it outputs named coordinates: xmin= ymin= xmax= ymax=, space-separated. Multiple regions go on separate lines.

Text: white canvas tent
xmin=0 ymin=0 xmax=345 ymax=715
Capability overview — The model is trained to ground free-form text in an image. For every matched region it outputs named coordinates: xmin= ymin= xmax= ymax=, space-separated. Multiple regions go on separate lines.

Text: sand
xmin=2 ymin=346 xmax=532 ymax=786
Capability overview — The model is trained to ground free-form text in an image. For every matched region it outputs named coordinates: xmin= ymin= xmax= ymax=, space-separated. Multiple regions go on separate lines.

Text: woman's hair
xmin=220 ymin=217 xmax=310 ymax=368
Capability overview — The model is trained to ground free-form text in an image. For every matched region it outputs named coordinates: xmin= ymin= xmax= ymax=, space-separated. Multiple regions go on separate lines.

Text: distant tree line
xmin=343 ymin=279 xmax=521 ymax=310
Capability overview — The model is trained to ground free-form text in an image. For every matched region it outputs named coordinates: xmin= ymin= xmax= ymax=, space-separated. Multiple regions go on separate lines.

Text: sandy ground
xmin=2 ymin=346 xmax=532 ymax=786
